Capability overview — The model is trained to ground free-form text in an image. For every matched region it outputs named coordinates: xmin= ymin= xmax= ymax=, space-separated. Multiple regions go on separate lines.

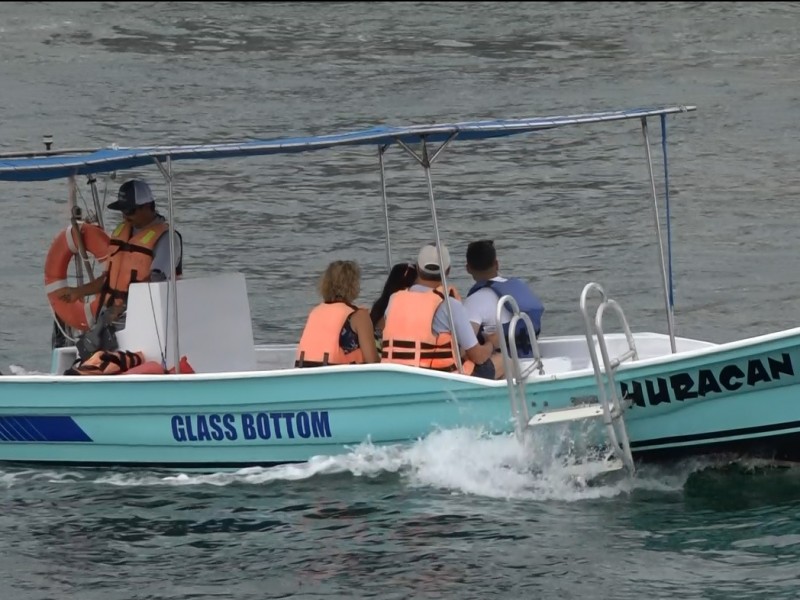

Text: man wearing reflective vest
xmin=381 ymin=243 xmax=504 ymax=379
xmin=464 ymin=239 xmax=544 ymax=358
xmin=57 ymin=178 xmax=183 ymax=321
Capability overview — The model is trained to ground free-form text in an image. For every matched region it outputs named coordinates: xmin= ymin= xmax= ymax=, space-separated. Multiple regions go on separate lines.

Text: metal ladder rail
xmin=594 ymin=299 xmax=638 ymax=473
xmin=579 ymin=283 xmax=609 ymax=388
xmin=495 ymin=294 xmax=544 ymax=440
xmin=579 ymin=283 xmax=637 ymax=474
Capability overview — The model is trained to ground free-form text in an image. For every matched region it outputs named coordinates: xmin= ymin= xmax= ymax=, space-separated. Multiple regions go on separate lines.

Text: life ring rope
xmin=44 ymin=279 xmax=70 ymax=294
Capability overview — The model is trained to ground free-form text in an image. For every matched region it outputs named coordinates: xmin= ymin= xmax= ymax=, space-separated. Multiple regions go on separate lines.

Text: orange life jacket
xmin=123 ymin=355 xmax=196 ymax=375
xmin=98 ymin=220 xmax=169 ymax=311
xmin=65 ymin=350 xmax=145 ymax=376
xmin=381 ymin=287 xmax=474 ymax=374
xmin=295 ymin=301 xmax=366 ymax=367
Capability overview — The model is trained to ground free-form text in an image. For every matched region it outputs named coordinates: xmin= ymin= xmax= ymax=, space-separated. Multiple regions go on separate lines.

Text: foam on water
xmin=0 ymin=424 xmax=735 ymax=503
xmin=432 ymin=40 xmax=474 ymax=48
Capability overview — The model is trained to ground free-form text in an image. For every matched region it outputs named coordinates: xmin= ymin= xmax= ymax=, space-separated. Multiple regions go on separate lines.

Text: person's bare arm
xmin=465 ymin=339 xmax=493 ymax=365
xmin=56 ymin=275 xmax=106 ymax=302
xmin=352 ymin=308 xmax=380 ymax=363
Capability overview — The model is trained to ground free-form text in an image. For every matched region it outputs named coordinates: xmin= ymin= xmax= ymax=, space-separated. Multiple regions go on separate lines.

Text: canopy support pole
xmin=378 ymin=144 xmax=392 ymax=272
xmin=396 ymin=133 xmax=463 ymax=374
xmin=86 ymin=174 xmax=105 ymax=230
xmin=660 ymin=114 xmax=674 ymax=316
xmin=154 ymin=156 xmax=181 ymax=371
xmin=66 ymin=175 xmax=89 ymax=285
xmin=640 ymin=117 xmax=676 ymax=353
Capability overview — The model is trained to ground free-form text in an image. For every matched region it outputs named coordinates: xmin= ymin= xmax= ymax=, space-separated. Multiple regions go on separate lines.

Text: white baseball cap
xmin=417 ymin=243 xmax=451 ymax=276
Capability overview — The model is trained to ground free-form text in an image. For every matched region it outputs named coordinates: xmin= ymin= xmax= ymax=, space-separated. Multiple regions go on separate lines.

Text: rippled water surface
xmin=1 ymin=2 xmax=800 ymax=598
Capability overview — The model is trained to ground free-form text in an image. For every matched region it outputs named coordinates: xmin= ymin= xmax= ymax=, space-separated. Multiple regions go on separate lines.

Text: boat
xmin=0 ymin=104 xmax=798 ymax=475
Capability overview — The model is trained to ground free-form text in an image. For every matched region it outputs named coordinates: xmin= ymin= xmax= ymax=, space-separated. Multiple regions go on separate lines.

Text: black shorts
xmin=472 ymin=358 xmax=496 ymax=380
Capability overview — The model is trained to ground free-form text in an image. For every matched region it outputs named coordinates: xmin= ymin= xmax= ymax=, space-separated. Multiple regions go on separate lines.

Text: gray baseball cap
xmin=108 ymin=179 xmax=155 ymax=212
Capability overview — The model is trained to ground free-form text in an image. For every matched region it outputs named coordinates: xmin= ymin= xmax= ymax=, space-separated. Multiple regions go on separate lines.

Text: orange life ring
xmin=44 ymin=222 xmax=111 ymax=331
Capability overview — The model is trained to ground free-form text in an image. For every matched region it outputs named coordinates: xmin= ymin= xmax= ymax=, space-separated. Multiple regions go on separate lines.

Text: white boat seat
xmin=116 ymin=272 xmax=256 ymax=373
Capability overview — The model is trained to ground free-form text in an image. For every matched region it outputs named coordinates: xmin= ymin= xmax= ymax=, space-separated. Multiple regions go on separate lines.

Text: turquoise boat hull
xmin=0 ymin=364 xmax=516 ymax=467
xmin=1 ymin=328 xmax=799 ymax=469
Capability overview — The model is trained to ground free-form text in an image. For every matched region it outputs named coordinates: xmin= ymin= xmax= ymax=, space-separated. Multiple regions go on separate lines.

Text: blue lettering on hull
xmin=171 ymin=411 xmax=332 ymax=443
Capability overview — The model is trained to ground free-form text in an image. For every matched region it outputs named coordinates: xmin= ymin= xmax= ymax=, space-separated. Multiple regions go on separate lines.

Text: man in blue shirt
xmin=464 ymin=240 xmax=544 ymax=356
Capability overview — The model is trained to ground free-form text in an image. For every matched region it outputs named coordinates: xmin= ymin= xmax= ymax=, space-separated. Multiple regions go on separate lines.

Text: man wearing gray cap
xmin=57 ymin=178 xmax=183 ymax=319
xmin=380 ymin=242 xmax=504 ymax=379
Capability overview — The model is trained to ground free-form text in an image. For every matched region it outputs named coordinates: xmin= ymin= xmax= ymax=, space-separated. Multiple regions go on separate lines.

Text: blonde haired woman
xmin=295 ymin=260 xmax=380 ymax=367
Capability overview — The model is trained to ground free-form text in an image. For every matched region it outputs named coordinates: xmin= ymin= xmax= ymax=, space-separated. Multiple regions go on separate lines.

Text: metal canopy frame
xmin=4 ymin=105 xmax=693 ymax=369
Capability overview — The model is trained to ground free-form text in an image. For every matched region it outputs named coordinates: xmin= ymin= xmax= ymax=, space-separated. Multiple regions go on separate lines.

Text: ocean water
xmin=1 ymin=2 xmax=800 ymax=598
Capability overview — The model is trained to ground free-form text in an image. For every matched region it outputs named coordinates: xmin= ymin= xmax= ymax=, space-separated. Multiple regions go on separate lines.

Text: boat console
xmin=51 ymin=273 xmax=256 ymax=374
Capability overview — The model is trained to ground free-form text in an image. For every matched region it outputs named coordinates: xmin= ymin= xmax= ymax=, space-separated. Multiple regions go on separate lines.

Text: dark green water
xmin=3 ymin=446 xmax=800 ymax=599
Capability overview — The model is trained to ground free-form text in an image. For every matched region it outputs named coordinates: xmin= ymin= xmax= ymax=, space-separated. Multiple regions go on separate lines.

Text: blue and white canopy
xmin=0 ymin=106 xmax=695 ymax=182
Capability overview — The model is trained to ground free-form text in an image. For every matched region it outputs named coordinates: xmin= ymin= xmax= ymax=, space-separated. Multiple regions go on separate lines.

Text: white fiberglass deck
xmin=252 ymin=333 xmax=718 ymax=376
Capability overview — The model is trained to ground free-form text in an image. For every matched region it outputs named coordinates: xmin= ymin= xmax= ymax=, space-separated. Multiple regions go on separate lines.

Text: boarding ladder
xmin=524 ymin=283 xmax=638 ymax=476
xmin=495 ymin=295 xmax=544 ymax=441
